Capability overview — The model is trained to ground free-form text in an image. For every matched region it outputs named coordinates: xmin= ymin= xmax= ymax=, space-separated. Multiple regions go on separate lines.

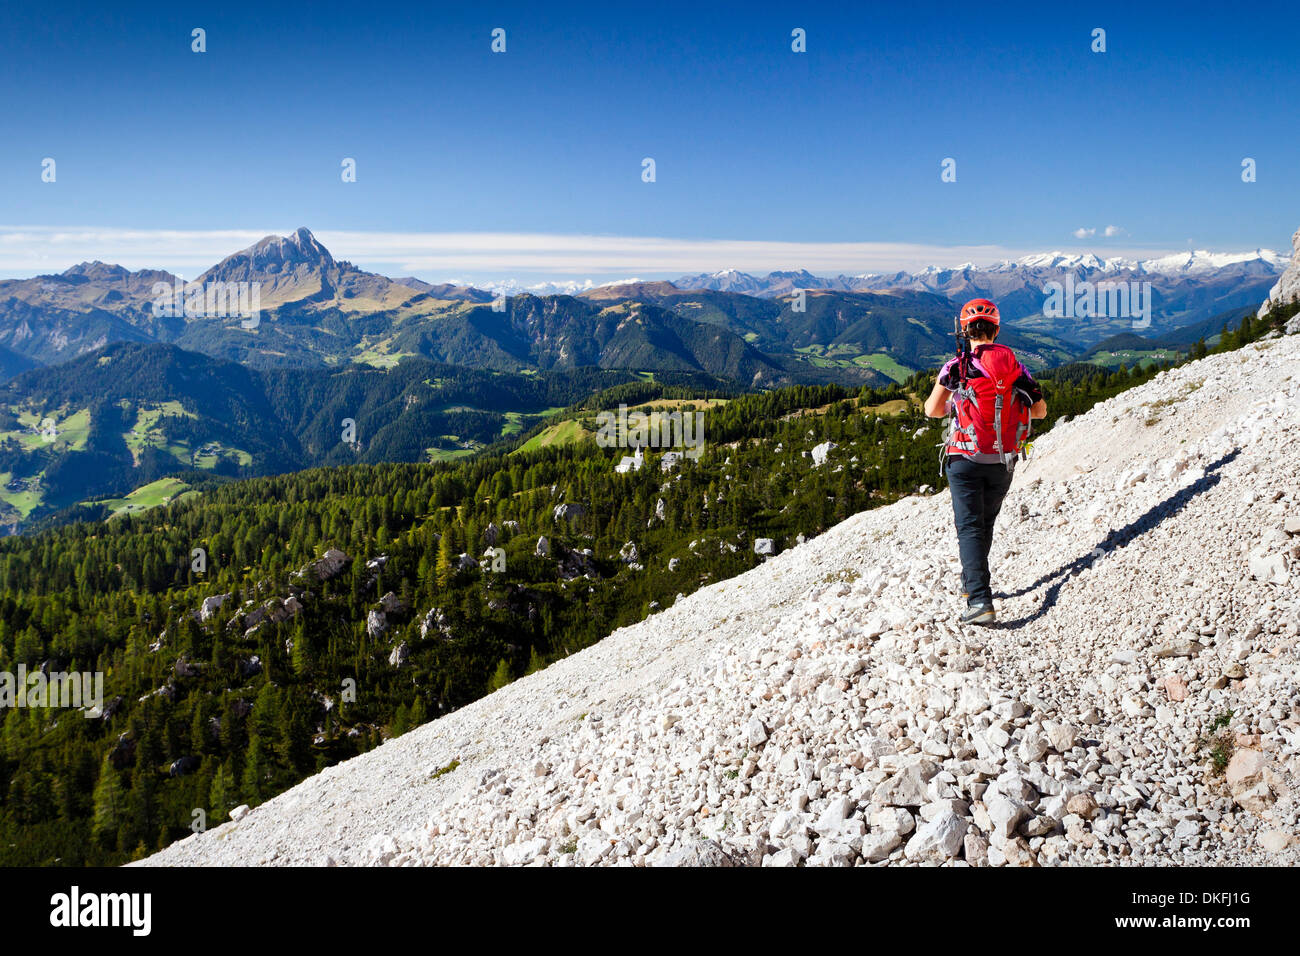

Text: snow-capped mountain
xmin=678 ymin=248 xmax=1287 ymax=299
xmin=478 ymin=277 xmax=648 ymax=298
xmin=673 ymin=249 xmax=1288 ymax=329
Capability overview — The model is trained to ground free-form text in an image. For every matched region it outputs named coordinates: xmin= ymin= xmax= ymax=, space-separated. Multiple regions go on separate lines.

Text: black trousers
xmin=945 ymin=455 xmax=1014 ymax=606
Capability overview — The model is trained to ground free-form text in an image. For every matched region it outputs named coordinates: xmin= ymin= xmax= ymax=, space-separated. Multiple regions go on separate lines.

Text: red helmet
xmin=959 ymin=298 xmax=1000 ymax=327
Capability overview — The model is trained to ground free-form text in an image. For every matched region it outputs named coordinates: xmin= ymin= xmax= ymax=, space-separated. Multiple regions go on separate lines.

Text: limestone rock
xmin=903 ymin=809 xmax=967 ymax=862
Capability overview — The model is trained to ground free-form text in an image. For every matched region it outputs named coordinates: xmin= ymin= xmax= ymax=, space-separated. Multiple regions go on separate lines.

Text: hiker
xmin=923 ymin=298 xmax=1047 ymax=625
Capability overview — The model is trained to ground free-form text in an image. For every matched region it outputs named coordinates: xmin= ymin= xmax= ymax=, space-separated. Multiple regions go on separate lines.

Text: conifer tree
xmin=90 ymin=755 xmax=127 ymax=849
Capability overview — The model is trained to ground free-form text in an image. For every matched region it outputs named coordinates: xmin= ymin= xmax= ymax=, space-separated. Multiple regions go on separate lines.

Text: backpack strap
xmin=993 ymin=393 xmax=1004 ymax=458
xmin=1017 ymin=412 xmax=1033 ymax=462
xmin=1013 ymin=384 xmax=1034 ymax=462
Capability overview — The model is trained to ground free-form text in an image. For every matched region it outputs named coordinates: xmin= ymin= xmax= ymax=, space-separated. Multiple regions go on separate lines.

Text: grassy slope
xmin=93 ymin=477 xmax=197 ymax=516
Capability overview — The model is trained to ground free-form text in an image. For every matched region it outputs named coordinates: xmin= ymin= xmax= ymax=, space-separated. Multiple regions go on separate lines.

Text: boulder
xmin=1248 ymin=547 xmax=1290 ymax=585
xmin=985 ymin=794 xmax=1031 ymax=841
xmin=872 ymin=760 xmax=938 ymax=807
xmin=295 ymin=548 xmax=350 ymax=583
xmin=654 ymin=840 xmax=743 ymax=867
xmin=553 ymin=503 xmax=587 ymax=523
xmin=903 ymin=809 xmax=967 ymax=861
xmin=199 ymin=593 xmax=230 ymax=621
xmin=861 ymin=830 xmax=903 ymax=862
xmin=869 ymin=807 xmax=915 ymax=834
xmin=379 ymin=591 xmax=407 ymax=614
xmin=1065 ymin=792 xmax=1099 ymax=820
xmin=108 ymin=733 xmax=136 ymax=769
xmin=810 ymin=441 xmax=837 ymax=467
xmin=1044 ymin=721 xmax=1079 ymax=752
xmin=1154 ymin=639 xmax=1203 ymax=659
xmin=168 ymin=755 xmax=200 ymax=778
xmin=1226 ymin=749 xmax=1275 ymax=812
xmin=174 ymin=656 xmax=201 ymax=678
xmin=388 ymin=642 xmax=410 ymax=668
xmin=1259 ymin=829 xmax=1293 ymax=853
xmin=1157 ymin=674 xmax=1189 ymax=701
xmin=419 ymin=607 xmax=453 ymax=641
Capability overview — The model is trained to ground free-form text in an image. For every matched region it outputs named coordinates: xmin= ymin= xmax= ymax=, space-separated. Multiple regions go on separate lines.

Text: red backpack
xmin=944 ymin=344 xmax=1033 ymax=467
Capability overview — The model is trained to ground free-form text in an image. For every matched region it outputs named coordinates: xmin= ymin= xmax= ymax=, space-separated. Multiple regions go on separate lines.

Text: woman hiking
xmin=923 ymin=299 xmax=1047 ymax=625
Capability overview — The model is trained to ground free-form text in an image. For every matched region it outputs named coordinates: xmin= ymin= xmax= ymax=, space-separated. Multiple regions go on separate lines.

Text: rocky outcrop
xmin=367 ymin=593 xmax=410 ymax=640
xmin=199 ymin=594 xmax=230 ymax=622
xmin=418 ymin=607 xmax=453 ymax=642
xmin=1258 ymin=226 xmax=1300 ymax=318
xmin=233 ymin=595 xmax=306 ymax=637
xmin=388 ymin=642 xmax=410 ymax=668
xmin=293 ymin=548 xmax=350 ymax=584
xmin=556 ymin=545 xmax=598 ymax=581
xmin=553 ymin=503 xmax=587 ymax=523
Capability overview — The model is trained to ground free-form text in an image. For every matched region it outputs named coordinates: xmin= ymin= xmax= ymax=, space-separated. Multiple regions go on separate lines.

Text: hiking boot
xmin=960 ymin=603 xmax=996 ymax=626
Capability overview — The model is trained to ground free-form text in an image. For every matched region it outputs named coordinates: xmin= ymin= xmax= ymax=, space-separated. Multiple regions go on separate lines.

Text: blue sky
xmin=1 ymin=0 xmax=1296 ymax=282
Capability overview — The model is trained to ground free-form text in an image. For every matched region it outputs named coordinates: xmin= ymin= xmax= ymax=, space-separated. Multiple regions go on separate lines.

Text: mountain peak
xmin=197 ymin=227 xmax=336 ymax=291
xmin=246 ymin=227 xmax=334 ymax=268
xmin=63 ymin=260 xmax=130 ymax=280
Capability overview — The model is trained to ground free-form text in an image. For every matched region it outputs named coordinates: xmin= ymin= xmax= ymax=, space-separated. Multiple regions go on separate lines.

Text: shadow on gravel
xmin=994 ymin=448 xmax=1240 ymax=630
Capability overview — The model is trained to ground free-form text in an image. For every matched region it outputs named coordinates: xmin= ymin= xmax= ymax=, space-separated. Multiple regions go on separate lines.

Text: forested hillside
xmin=0 ymin=343 xmax=724 ymax=532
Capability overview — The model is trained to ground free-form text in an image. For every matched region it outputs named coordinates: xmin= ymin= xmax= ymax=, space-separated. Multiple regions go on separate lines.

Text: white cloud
xmin=1073 ymin=227 xmax=1096 ymax=239
xmin=0 ymin=225 xmax=1184 ymax=284
xmin=1104 ymin=225 xmax=1125 ymax=237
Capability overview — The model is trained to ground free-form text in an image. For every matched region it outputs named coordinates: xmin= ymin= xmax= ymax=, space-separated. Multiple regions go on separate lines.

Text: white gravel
xmin=140 ymin=332 xmax=1300 ymax=867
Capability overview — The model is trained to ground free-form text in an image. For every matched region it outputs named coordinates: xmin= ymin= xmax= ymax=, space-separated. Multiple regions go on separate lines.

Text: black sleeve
xmin=1015 ymin=371 xmax=1043 ymax=404
xmin=937 ymin=358 xmax=958 ymax=391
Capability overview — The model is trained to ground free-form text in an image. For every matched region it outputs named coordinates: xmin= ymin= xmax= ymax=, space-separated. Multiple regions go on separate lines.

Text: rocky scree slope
xmin=143 ymin=332 xmax=1300 ymax=867
xmin=1258 ymin=226 xmax=1300 ymax=326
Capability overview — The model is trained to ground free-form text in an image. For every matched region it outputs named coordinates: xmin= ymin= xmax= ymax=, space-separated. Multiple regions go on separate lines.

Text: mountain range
xmin=0 ymin=227 xmax=1281 ymax=533
xmin=673 ymin=249 xmax=1285 ymax=341
xmin=0 ymin=229 xmax=1283 ymax=382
